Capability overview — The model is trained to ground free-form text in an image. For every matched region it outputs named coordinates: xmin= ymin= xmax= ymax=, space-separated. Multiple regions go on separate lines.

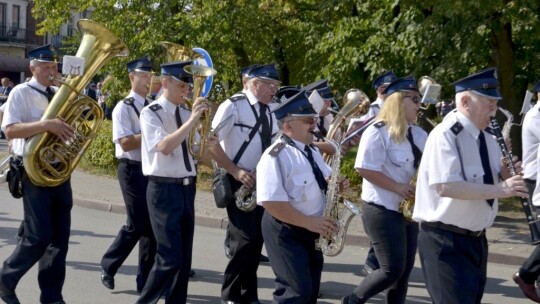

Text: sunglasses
xmin=404 ymin=95 xmax=421 ymax=104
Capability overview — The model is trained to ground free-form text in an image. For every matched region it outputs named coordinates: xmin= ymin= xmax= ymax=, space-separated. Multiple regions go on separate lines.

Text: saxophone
xmin=318 ymin=136 xmax=361 ymax=256
xmin=398 ymin=175 xmax=416 ymax=221
xmin=235 ymin=171 xmax=257 ymax=212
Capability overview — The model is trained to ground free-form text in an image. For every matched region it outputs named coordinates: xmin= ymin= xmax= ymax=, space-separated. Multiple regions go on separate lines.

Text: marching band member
xmin=342 ymin=76 xmax=426 ymax=304
xmin=352 ymin=70 xmax=398 ymax=276
xmin=100 ymin=55 xmax=157 ymax=293
xmin=0 ymin=44 xmax=75 ymax=304
xmin=513 ymin=80 xmax=540 ymax=302
xmin=136 ymin=61 xmax=211 ymax=304
xmin=257 ymin=90 xmax=336 ymax=303
xmin=210 ymin=64 xmax=280 ymax=303
xmin=412 ymin=68 xmax=527 ymax=304
xmin=304 ymin=79 xmax=338 ymax=155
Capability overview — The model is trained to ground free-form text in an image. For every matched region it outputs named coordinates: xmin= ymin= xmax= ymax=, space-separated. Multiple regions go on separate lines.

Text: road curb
xmin=73 ymin=197 xmax=527 ymax=267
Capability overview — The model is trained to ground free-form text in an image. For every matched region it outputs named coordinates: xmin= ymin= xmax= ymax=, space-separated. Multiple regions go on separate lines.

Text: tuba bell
xmin=23 ymin=19 xmax=129 ymax=187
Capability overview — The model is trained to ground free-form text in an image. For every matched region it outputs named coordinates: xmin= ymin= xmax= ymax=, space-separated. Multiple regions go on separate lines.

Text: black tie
xmin=406 ymin=127 xmax=422 ymax=169
xmin=318 ymin=116 xmax=328 ymax=136
xmin=45 ymin=87 xmax=55 ymax=102
xmin=259 ymin=103 xmax=271 ymax=149
xmin=175 ymin=107 xmax=192 ymax=172
xmin=304 ymin=145 xmax=328 ymax=193
xmin=479 ymin=131 xmax=494 ymax=207
xmin=144 ymin=98 xmax=149 ymax=106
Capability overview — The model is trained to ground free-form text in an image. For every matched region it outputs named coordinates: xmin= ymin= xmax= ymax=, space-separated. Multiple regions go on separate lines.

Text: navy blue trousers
xmin=418 ymin=223 xmax=488 ymax=304
xmin=136 ymin=180 xmax=196 ymax=304
xmin=262 ymin=212 xmax=323 ymax=304
xmin=221 ymin=177 xmax=264 ymax=303
xmin=0 ymin=170 xmax=72 ymax=303
xmin=351 ymin=202 xmax=417 ymax=304
xmin=101 ymin=161 xmax=156 ymax=291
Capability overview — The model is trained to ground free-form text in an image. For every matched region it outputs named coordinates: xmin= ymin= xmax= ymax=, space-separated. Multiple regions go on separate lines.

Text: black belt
xmin=148 ymin=175 xmax=195 ymax=186
xmin=525 ymin=178 xmax=536 ymax=184
xmin=118 ymin=158 xmax=142 ymax=165
xmin=421 ymin=221 xmax=485 ymax=237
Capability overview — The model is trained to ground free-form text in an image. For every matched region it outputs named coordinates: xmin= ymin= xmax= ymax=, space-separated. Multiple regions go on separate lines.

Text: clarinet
xmin=490 ymin=116 xmax=540 ymax=245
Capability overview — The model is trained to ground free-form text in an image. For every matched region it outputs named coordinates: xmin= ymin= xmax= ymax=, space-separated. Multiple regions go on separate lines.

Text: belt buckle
xmin=183 ymin=177 xmax=190 ymax=186
xmin=475 ymin=230 xmax=484 ymax=237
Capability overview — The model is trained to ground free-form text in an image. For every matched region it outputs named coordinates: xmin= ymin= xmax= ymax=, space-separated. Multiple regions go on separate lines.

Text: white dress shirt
xmin=522 ymin=102 xmax=540 ymax=180
xmin=111 ymin=91 xmax=147 ymax=161
xmin=354 ymin=122 xmax=427 ymax=211
xmin=257 ymin=137 xmax=331 ymax=216
xmin=140 ymin=96 xmax=196 ymax=178
xmin=412 ymin=111 xmax=500 ymax=231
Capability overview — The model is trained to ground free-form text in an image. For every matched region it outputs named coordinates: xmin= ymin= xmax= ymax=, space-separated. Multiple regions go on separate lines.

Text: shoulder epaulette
xmin=123 ymin=97 xmax=135 ymax=105
xmin=484 ymin=127 xmax=494 ymax=135
xmin=149 ymin=104 xmax=162 ymax=112
xmin=450 ymin=122 xmax=463 ymax=135
xmin=230 ymin=93 xmax=247 ymax=102
xmin=269 ymin=142 xmax=286 ymax=157
xmin=374 ymin=121 xmax=386 ymax=128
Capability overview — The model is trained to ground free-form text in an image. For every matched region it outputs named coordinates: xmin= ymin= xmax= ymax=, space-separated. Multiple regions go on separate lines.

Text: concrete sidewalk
xmin=11 ymin=169 xmax=536 ymax=267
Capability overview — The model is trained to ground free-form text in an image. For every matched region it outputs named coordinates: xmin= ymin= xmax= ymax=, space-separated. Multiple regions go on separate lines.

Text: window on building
xmin=0 ymin=3 xmax=6 ymax=37
xmin=12 ymin=5 xmax=20 ymax=29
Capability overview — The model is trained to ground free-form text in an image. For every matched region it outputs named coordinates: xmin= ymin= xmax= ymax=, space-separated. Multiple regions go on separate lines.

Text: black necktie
xmin=144 ymin=98 xmax=149 ymax=106
xmin=259 ymin=103 xmax=271 ymax=148
xmin=175 ymin=107 xmax=192 ymax=172
xmin=479 ymin=131 xmax=494 ymax=206
xmin=304 ymin=145 xmax=328 ymax=193
xmin=45 ymin=87 xmax=55 ymax=102
xmin=406 ymin=127 xmax=422 ymax=169
xmin=318 ymin=116 xmax=328 ymax=136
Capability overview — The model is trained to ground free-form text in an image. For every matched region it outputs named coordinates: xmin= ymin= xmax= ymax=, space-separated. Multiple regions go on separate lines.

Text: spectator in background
xmin=84 ymin=83 xmax=97 ymax=101
xmin=0 ymin=77 xmax=12 ymax=105
xmin=436 ymin=99 xmax=455 ymax=117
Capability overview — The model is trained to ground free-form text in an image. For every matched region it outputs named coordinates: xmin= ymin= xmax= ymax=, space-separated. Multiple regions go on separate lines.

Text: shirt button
xmin=304 ymin=181 xmax=307 ymax=184
xmin=473 ymin=174 xmax=477 ymax=178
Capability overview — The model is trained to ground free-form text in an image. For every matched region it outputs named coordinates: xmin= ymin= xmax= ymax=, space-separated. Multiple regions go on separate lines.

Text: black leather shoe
xmin=224 ymin=242 xmax=232 ymax=259
xmin=100 ymin=270 xmax=114 ymax=290
xmin=190 ymin=269 xmax=196 ymax=277
xmin=0 ymin=283 xmax=20 ymax=304
xmin=259 ymin=254 xmax=269 ymax=263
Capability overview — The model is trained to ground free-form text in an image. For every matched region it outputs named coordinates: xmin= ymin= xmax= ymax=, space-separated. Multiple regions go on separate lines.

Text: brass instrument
xmin=323 ymin=89 xmax=370 ymax=163
xmin=318 ymin=135 xmax=361 ymax=256
xmin=235 ymin=170 xmax=257 ymax=212
xmin=416 ymin=76 xmax=439 ymax=132
xmin=398 ymin=175 xmax=416 ymax=221
xmin=23 ymin=19 xmax=129 ymax=187
xmin=184 ymin=64 xmax=217 ymax=160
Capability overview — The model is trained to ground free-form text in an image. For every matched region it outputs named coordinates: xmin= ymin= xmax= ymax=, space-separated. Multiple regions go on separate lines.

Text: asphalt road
xmin=0 ymin=186 xmax=533 ymax=303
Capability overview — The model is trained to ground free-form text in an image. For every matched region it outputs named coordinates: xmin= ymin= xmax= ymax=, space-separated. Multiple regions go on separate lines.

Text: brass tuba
xmin=23 ymin=19 xmax=129 ymax=187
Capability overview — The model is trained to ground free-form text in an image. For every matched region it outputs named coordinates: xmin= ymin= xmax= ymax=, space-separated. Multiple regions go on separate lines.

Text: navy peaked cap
xmin=453 ymin=68 xmax=501 ymax=99
xmin=248 ymin=63 xmax=280 ymax=81
xmin=373 ymin=70 xmax=397 ymax=90
xmin=160 ymin=61 xmax=193 ymax=84
xmin=127 ymin=55 xmax=154 ymax=73
xmin=28 ymin=44 xmax=58 ymax=63
xmin=272 ymin=90 xmax=316 ymax=120
xmin=383 ymin=75 xmax=419 ymax=96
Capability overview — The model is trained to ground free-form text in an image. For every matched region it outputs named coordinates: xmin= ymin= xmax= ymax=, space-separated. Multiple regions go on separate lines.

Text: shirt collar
xmin=455 ymin=110 xmax=481 ymax=139
xmin=128 ymin=90 xmax=147 ymax=106
xmin=157 ymin=96 xmax=178 ymax=113
xmin=28 ymin=77 xmax=47 ymax=90
xmin=244 ymin=89 xmax=259 ymax=106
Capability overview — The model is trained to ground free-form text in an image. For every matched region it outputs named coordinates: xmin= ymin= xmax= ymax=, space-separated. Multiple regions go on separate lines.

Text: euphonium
xmin=235 ymin=170 xmax=257 ymax=212
xmin=184 ymin=64 xmax=217 ymax=160
xmin=323 ymin=89 xmax=370 ymax=163
xmin=23 ymin=19 xmax=129 ymax=187
xmin=318 ymin=135 xmax=361 ymax=256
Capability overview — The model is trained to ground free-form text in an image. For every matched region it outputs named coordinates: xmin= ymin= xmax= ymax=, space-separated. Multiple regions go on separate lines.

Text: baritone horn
xmin=23 ymin=19 xmax=129 ymax=187
xmin=183 ymin=64 xmax=217 ymax=160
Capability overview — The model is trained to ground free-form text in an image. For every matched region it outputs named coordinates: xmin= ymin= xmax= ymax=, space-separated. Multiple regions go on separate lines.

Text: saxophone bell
xmin=235 ymin=170 xmax=257 ymax=212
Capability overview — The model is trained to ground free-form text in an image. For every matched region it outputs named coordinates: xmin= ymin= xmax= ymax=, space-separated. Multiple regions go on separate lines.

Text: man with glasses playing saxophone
xmin=210 ymin=64 xmax=280 ymax=304
xmin=412 ymin=68 xmax=528 ymax=304
xmin=257 ymin=90 xmax=337 ymax=303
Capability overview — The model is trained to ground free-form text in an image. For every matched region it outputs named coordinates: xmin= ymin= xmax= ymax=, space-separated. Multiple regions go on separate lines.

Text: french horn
xmin=23 ymin=20 xmax=129 ymax=187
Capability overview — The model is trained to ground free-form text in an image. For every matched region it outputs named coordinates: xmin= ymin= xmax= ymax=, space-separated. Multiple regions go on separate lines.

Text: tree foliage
xmin=32 ymin=0 xmax=540 ymax=113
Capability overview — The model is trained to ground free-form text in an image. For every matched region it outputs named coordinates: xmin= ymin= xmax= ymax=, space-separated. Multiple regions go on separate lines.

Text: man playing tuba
xmin=0 ymin=44 xmax=75 ymax=304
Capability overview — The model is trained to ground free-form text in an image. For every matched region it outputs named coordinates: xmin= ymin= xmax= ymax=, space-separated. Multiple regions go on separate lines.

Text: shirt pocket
xmin=463 ymin=165 xmax=484 ymax=183
xmin=289 ymin=171 xmax=320 ymax=202
xmin=387 ymin=149 xmax=413 ymax=168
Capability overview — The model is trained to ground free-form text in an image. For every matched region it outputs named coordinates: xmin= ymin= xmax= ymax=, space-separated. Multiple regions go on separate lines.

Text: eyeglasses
xmin=258 ymin=80 xmax=279 ymax=89
xmin=404 ymin=95 xmax=421 ymax=104
xmin=288 ymin=117 xmax=317 ymax=125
